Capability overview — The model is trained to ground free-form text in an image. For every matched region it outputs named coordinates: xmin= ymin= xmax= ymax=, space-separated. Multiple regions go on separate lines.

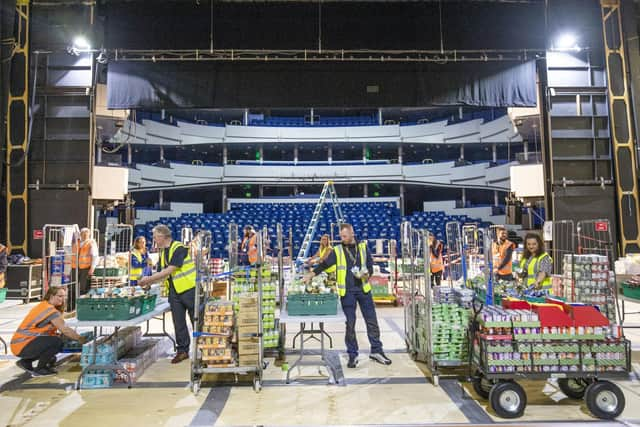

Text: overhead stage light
xmin=555 ymin=33 xmax=580 ymax=51
xmin=73 ymin=36 xmax=91 ymax=50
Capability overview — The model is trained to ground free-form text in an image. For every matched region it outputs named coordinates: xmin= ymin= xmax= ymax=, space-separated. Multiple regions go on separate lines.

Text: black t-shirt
xmin=159 ymin=244 xmax=188 ymax=289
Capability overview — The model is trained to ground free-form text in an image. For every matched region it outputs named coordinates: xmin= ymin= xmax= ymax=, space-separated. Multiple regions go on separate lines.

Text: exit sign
xmin=595 ymin=221 xmax=608 ymax=232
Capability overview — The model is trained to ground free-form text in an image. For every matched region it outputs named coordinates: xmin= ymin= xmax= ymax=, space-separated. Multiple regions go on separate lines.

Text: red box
xmin=501 ymin=299 xmax=531 ymax=310
xmin=536 ymin=306 xmax=573 ymax=327
xmin=569 ymin=305 xmax=609 ymax=327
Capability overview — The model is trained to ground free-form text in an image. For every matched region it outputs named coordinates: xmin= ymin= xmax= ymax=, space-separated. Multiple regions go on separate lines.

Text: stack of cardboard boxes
xmin=199 ymin=300 xmax=235 ymax=367
xmin=237 ymin=294 xmax=260 ymax=366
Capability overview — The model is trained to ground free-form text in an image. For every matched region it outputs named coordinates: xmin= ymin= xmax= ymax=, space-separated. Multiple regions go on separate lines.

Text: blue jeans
xmin=340 ymin=287 xmax=383 ymax=357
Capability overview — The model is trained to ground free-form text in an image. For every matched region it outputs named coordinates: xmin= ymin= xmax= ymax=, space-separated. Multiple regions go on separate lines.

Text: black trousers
xmin=19 ymin=336 xmax=63 ymax=369
xmin=431 ymin=270 xmax=443 ymax=287
xmin=78 ymin=268 xmax=91 ymax=295
xmin=169 ymin=286 xmax=195 ymax=353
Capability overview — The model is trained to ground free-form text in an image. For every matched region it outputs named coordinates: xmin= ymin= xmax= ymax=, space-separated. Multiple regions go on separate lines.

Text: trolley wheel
xmin=489 ymin=381 xmax=527 ymax=419
xmin=584 ymin=380 xmax=625 ymax=420
xmin=432 ymin=375 xmax=439 ymax=387
xmin=472 ymin=376 xmax=494 ymax=400
xmin=190 ymin=381 xmax=201 ymax=395
xmin=253 ymin=375 xmax=262 ymax=393
xmin=558 ymin=378 xmax=591 ymax=400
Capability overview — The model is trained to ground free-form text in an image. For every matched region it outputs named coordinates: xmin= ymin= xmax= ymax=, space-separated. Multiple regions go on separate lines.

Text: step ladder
xmin=296 ymin=181 xmax=344 ymax=261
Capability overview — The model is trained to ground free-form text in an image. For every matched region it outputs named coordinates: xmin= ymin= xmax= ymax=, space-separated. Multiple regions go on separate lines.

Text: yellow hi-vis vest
xmin=319 ymin=246 xmax=336 ymax=273
xmin=130 ymin=250 xmax=144 ymax=282
xmin=519 ymin=252 xmax=552 ymax=291
xmin=160 ymin=240 xmax=196 ymax=294
xmin=334 ymin=242 xmax=371 ymax=297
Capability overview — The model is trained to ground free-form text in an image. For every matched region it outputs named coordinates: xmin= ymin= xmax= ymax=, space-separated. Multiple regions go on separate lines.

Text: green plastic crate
xmin=77 ymin=297 xmax=142 ymax=321
xmin=287 ymin=293 xmax=338 ymax=316
xmin=140 ymin=294 xmax=158 ymax=315
xmin=93 ymin=267 xmax=127 ymax=277
xmin=0 ymin=288 xmax=6 ymax=303
xmin=622 ymin=283 xmax=640 ymax=300
xmin=371 ymin=284 xmax=389 ymax=296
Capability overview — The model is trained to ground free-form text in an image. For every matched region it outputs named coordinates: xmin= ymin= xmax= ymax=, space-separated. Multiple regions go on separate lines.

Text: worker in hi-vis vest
xmin=0 ymin=242 xmax=6 ymax=289
xmin=517 ymin=233 xmax=553 ymax=293
xmin=428 ymin=234 xmax=444 ymax=287
xmin=492 ymin=226 xmax=516 ymax=281
xmin=240 ymin=225 xmax=258 ymax=265
xmin=304 ymin=223 xmax=392 ymax=369
xmin=308 ymin=234 xmax=336 ymax=274
xmin=138 ymin=224 xmax=196 ymax=364
xmin=72 ymin=228 xmax=98 ymax=296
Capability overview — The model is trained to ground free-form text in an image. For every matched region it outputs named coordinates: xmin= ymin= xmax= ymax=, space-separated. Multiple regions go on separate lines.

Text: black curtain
xmin=107 ymin=60 xmax=537 ymax=109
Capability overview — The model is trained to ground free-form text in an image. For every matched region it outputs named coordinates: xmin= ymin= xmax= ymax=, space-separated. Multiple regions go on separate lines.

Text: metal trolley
xmin=42 ymin=224 xmax=80 ymax=312
xmin=471 ymin=331 xmax=630 ymax=420
xmin=95 ymin=224 xmax=133 ymax=288
xmin=190 ymin=226 xmax=265 ymax=395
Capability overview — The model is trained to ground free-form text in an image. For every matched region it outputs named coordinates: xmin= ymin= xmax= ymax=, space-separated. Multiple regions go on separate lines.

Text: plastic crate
xmin=371 ymin=284 xmax=390 ymax=297
xmin=77 ymin=297 xmax=142 ymax=321
xmin=622 ymin=283 xmax=640 ymax=300
xmin=287 ymin=293 xmax=338 ymax=316
xmin=0 ymin=288 xmax=6 ymax=303
xmin=62 ymin=331 xmax=95 ymax=353
xmin=140 ymin=294 xmax=158 ymax=315
xmin=93 ymin=267 xmax=127 ymax=277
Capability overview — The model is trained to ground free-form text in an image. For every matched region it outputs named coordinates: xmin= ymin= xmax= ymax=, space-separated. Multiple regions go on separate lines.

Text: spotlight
xmin=555 ymin=33 xmax=580 ymax=51
xmin=73 ymin=36 xmax=91 ymax=50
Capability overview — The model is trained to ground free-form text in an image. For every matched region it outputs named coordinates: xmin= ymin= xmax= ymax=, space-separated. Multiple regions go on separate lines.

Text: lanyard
xmin=344 ymin=244 xmax=359 ymax=266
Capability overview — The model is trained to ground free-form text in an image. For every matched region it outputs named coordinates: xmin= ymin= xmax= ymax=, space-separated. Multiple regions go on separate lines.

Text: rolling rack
xmin=575 ymin=219 xmax=619 ymax=325
xmin=402 ymin=221 xmax=425 ymax=360
xmin=42 ymin=224 xmax=80 ymax=312
xmin=403 ymin=221 xmax=472 ymax=386
xmin=445 ymin=221 xmax=464 ymax=287
xmin=94 ymin=224 xmax=133 ymax=289
xmin=190 ymin=225 xmax=264 ymax=395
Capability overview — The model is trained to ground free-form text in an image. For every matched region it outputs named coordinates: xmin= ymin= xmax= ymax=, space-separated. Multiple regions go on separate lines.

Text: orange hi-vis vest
xmin=430 ymin=242 xmax=444 ymax=273
xmin=241 ymin=234 xmax=258 ymax=264
xmin=10 ymin=301 xmax=61 ymax=356
xmin=72 ymin=240 xmax=94 ymax=269
xmin=495 ymin=239 xmax=516 ymax=275
xmin=0 ymin=243 xmax=5 ymax=288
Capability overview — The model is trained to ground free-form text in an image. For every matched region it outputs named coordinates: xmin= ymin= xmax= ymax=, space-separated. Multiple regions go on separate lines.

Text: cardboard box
xmin=239 ymin=294 xmax=259 ymax=306
xmin=238 ymin=354 xmax=260 ymax=366
xmin=238 ymin=324 xmax=259 ymax=339
xmin=237 ymin=312 xmax=259 ymax=324
xmin=238 ymin=338 xmax=260 ymax=354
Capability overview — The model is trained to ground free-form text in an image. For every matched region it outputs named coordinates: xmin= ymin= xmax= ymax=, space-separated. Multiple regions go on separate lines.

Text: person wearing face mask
xmin=518 ymin=233 xmax=553 ymax=294
xmin=303 ymin=223 xmax=392 ymax=369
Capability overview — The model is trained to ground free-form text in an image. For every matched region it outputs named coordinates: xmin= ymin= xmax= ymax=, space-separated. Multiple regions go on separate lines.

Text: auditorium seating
xmin=135 ymin=201 xmax=488 ymax=258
